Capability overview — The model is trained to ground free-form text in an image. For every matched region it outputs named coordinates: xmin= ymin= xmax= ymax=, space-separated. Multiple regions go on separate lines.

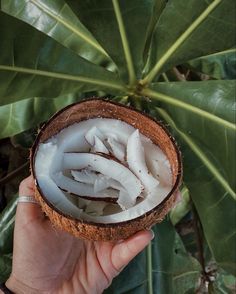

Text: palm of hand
xmin=7 ymin=177 xmax=152 ymax=294
xmin=13 ymin=215 xmax=117 ymax=293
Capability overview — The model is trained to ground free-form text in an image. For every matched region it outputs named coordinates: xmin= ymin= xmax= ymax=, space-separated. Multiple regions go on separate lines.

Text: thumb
xmin=17 ymin=175 xmax=44 ymax=223
xmin=111 ymin=230 xmax=154 ymax=272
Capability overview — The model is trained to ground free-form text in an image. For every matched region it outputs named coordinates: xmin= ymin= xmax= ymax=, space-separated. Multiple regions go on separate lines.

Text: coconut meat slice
xmin=72 ymin=169 xmax=123 ymax=192
xmin=86 ymin=119 xmax=135 ymax=145
xmin=81 ymin=184 xmax=171 ymax=223
xmin=94 ymin=177 xmax=123 ymax=193
xmin=91 ymin=135 xmax=109 ymax=154
xmin=37 ymin=175 xmax=83 ymax=218
xmin=106 ymin=137 xmax=126 ymax=162
xmin=71 ymin=169 xmax=98 ymax=184
xmin=127 ymin=130 xmax=159 ymax=191
xmin=62 ymin=152 xmax=143 ymax=207
xmin=85 ymin=126 xmax=105 ymax=145
xmin=53 ymin=172 xmax=119 ymax=199
xmin=144 ymin=141 xmax=172 ymax=186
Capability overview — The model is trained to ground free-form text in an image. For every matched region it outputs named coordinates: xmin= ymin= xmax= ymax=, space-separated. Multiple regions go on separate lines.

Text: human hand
xmin=6 ymin=176 xmax=154 ymax=294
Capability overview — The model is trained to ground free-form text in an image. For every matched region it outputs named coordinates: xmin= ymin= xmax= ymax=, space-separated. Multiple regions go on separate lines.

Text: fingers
xmin=17 ymin=176 xmax=44 ymax=222
xmin=111 ymin=230 xmax=154 ymax=272
xmin=19 ymin=176 xmax=35 ymax=196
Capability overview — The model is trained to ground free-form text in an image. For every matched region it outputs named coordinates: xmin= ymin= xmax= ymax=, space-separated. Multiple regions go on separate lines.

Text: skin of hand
xmin=5 ymin=176 xmax=154 ymax=294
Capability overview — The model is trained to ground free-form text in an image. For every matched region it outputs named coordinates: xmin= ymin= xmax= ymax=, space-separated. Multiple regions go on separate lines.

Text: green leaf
xmin=143 ymin=0 xmax=168 ymax=66
xmin=0 ymin=195 xmax=17 ymax=252
xmin=0 ymin=11 xmax=125 ymax=106
xmin=153 ymin=107 xmax=236 ymax=275
xmin=0 ymin=93 xmax=83 ymax=139
xmin=0 ymin=195 xmax=17 ymax=282
xmin=1 ymin=0 xmax=112 ymax=66
xmin=0 ymin=254 xmax=12 ymax=283
xmin=146 ymin=80 xmax=236 ymax=195
xmin=211 ymin=268 xmax=236 ymax=293
xmin=105 ymin=218 xmax=201 ymax=293
xmin=143 ymin=0 xmax=236 ymax=83
xmin=186 ymin=49 xmax=236 ymax=80
xmin=66 ymin=0 xmax=155 ymax=83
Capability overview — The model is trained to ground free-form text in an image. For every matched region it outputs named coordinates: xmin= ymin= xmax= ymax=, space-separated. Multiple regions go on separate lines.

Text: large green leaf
xmin=1 ymin=0 xmax=112 ymax=67
xmin=144 ymin=80 xmax=236 ymax=194
xmin=152 ymin=103 xmax=236 ymax=274
xmin=105 ymin=218 xmax=201 ymax=293
xmin=0 ymin=93 xmax=82 ymax=139
xmin=66 ymin=0 xmax=157 ymax=83
xmin=186 ymin=49 xmax=236 ymax=80
xmin=142 ymin=0 xmax=168 ymax=65
xmin=0 ymin=12 xmax=125 ymax=106
xmin=142 ymin=0 xmax=236 ymax=83
xmin=145 ymin=81 xmax=236 ymax=273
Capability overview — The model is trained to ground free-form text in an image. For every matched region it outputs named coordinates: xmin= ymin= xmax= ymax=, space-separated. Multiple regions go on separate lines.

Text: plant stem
xmin=147 ymin=242 xmax=153 ymax=294
xmin=191 ymin=203 xmax=208 ymax=279
xmin=143 ymin=88 xmax=236 ymax=131
xmin=141 ymin=0 xmax=221 ymax=84
xmin=0 ymin=161 xmax=29 ymax=187
xmin=191 ymin=202 xmax=214 ymax=293
xmin=161 ymin=73 xmax=169 ymax=82
xmin=172 ymin=67 xmax=186 ymax=81
xmin=0 ymin=65 xmax=126 ymax=92
xmin=112 ymin=0 xmax=136 ymax=86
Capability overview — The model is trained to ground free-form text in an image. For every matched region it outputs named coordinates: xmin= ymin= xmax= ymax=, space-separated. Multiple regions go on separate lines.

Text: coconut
xmin=31 ymin=99 xmax=182 ymax=241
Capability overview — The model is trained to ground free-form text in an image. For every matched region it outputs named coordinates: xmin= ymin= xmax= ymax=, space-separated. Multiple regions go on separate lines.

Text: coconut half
xmin=31 ymin=99 xmax=182 ymax=241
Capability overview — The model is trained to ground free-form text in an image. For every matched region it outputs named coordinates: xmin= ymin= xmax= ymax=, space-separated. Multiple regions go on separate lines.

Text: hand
xmin=6 ymin=176 xmax=154 ymax=294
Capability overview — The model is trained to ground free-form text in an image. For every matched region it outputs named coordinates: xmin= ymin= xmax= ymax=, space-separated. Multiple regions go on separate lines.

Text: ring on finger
xmin=18 ymin=196 xmax=39 ymax=205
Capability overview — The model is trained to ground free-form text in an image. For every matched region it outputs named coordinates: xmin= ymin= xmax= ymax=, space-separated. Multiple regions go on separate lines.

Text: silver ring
xmin=18 ymin=196 xmax=39 ymax=205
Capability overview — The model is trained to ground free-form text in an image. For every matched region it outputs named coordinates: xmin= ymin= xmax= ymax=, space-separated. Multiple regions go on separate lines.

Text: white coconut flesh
xmin=34 ymin=118 xmax=173 ymax=223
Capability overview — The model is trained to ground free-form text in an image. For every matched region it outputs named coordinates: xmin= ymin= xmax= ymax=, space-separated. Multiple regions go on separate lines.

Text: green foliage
xmin=0 ymin=0 xmax=235 ymax=292
xmin=0 ymin=195 xmax=17 ymax=282
xmin=186 ymin=49 xmax=236 ymax=80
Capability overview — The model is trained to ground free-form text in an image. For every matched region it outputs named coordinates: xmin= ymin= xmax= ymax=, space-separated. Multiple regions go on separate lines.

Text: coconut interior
xmin=34 ymin=116 xmax=174 ymax=224
xmin=33 ymin=100 xmax=181 ymax=224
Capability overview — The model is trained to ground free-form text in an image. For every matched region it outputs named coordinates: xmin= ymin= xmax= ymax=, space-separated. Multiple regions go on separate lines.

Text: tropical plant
xmin=0 ymin=0 xmax=235 ymax=292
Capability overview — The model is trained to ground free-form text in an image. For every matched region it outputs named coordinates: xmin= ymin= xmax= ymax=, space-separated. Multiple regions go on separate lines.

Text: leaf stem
xmin=147 ymin=242 xmax=153 ymax=294
xmin=112 ymin=0 xmax=136 ymax=86
xmin=0 ymin=65 xmax=126 ymax=92
xmin=161 ymin=73 xmax=169 ymax=82
xmin=141 ymin=0 xmax=221 ymax=84
xmin=172 ymin=67 xmax=186 ymax=81
xmin=191 ymin=203 xmax=208 ymax=278
xmin=143 ymin=88 xmax=236 ymax=131
xmin=191 ymin=202 xmax=214 ymax=293
xmin=0 ymin=161 xmax=29 ymax=187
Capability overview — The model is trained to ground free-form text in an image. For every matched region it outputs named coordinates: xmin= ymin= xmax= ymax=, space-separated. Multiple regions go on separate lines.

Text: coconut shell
xmin=31 ymin=98 xmax=182 ymax=241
